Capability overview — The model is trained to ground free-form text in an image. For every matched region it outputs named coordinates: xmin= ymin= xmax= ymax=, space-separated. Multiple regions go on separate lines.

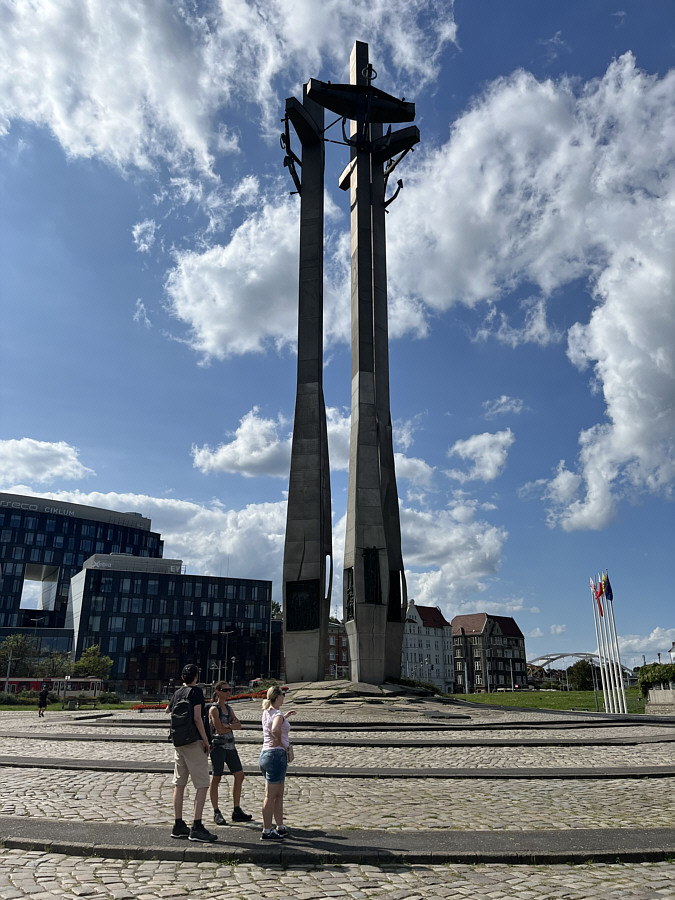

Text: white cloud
xmin=164 ymin=196 xmax=301 ymax=360
xmin=387 ymin=53 xmax=675 ymax=530
xmin=395 ymin=453 xmax=435 ymax=487
xmin=131 ymin=219 xmax=157 ymax=253
xmin=0 ymin=1 xmax=456 ymax=176
xmin=0 ymin=439 xmax=94 ymax=487
xmin=474 ymin=296 xmax=563 ymax=347
xmin=550 ymin=623 xmax=567 ymax=635
xmin=192 ymin=408 xmax=291 ymax=479
xmin=402 ymin=500 xmax=508 ymax=612
xmin=483 ymin=395 xmax=525 ymax=418
xmin=446 ymin=429 xmax=515 ymax=483
xmin=133 ymin=299 xmax=151 ymax=328
xmin=326 ymin=407 xmax=351 ymax=471
xmin=526 ymin=628 xmax=545 ymax=639
xmin=618 ymin=626 xmax=675 ymax=656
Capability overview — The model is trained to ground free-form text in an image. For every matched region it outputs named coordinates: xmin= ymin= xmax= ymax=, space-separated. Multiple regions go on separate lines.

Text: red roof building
xmin=401 ymin=599 xmax=454 ymax=692
xmin=451 ymin=613 xmax=528 ymax=692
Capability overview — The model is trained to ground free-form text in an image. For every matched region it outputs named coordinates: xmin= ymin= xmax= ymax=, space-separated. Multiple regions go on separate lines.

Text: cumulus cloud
xmin=0 ymin=439 xmax=94 ymax=487
xmin=618 ymin=626 xmax=675 ymax=657
xmin=387 ymin=53 xmax=675 ymax=529
xmin=0 ymin=1 xmax=456 ymax=176
xmin=446 ymin=429 xmax=515 ymax=483
xmin=395 ymin=453 xmax=435 ymax=487
xmin=192 ymin=408 xmax=292 ymax=478
xmin=550 ymin=623 xmax=567 ymax=635
xmin=402 ymin=499 xmax=508 ymax=612
xmin=526 ymin=628 xmax=545 ymax=639
xmin=164 ymin=196 xmax=300 ymax=359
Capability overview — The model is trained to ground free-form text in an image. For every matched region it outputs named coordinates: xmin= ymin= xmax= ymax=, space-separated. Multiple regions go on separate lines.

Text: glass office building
xmin=0 ymin=493 xmax=276 ymax=691
xmin=70 ymin=555 xmax=274 ymax=690
xmin=0 ymin=491 xmax=162 ymax=632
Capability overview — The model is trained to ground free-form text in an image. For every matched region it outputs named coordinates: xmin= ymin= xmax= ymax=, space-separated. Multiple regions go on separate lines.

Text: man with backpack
xmin=168 ymin=663 xmax=217 ymax=842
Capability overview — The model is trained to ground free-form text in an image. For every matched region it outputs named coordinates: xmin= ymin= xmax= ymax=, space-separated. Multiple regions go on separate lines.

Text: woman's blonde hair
xmin=262 ymin=685 xmax=283 ymax=710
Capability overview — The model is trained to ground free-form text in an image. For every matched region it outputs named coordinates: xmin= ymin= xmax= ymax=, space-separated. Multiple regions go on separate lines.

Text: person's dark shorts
xmin=210 ymin=742 xmax=243 ymax=777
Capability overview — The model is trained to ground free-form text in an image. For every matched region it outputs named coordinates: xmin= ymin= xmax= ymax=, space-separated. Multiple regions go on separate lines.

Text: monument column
xmin=308 ymin=41 xmax=418 ymax=682
xmin=281 ymin=89 xmax=333 ymax=682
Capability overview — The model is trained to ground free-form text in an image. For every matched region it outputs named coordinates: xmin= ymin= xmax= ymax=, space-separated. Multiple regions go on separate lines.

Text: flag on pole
xmin=603 ymin=572 xmax=613 ymax=603
xmin=591 ymin=577 xmax=603 ymax=616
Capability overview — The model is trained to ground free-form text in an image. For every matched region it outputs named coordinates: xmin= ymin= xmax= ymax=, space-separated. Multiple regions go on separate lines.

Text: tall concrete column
xmin=282 ymin=89 xmax=333 ymax=682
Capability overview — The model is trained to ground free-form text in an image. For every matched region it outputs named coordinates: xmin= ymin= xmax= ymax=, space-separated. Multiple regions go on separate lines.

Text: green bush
xmin=97 ymin=692 xmax=120 ymax=704
xmin=637 ymin=663 xmax=675 ymax=698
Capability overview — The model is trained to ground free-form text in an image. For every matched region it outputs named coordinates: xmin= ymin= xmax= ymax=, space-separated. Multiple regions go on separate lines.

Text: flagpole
xmin=598 ymin=575 xmax=621 ymax=713
xmin=604 ymin=572 xmax=627 ymax=714
xmin=591 ymin=577 xmax=611 ymax=712
xmin=590 ymin=578 xmax=609 ymax=712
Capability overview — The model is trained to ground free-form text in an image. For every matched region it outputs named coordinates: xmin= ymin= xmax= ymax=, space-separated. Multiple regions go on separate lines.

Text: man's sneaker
xmin=232 ymin=807 xmax=253 ymax=822
xmin=275 ymin=825 xmax=288 ymax=837
xmin=188 ymin=823 xmax=218 ymax=843
xmin=171 ymin=820 xmax=190 ymax=839
xmin=260 ymin=828 xmax=283 ymax=841
xmin=213 ymin=809 xmax=228 ymax=826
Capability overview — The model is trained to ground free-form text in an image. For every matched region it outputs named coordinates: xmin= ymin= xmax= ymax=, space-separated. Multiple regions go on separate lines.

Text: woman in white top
xmin=258 ymin=685 xmax=296 ymax=840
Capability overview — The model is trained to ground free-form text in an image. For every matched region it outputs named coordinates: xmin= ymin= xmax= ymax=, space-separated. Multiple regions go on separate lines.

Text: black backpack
xmin=169 ymin=685 xmax=201 ymax=747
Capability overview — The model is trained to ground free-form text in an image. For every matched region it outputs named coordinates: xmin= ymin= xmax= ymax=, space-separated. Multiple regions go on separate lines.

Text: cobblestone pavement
xmin=1 ymin=706 xmax=673 ymax=898
xmin=2 ymin=736 xmax=674 ymax=769
xmin=0 ymin=767 xmax=672 ymax=830
xmin=0 ymin=850 xmax=673 ymax=899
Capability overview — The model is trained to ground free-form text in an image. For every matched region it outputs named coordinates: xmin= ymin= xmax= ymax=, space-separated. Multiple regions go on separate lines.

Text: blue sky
xmin=1 ymin=0 xmax=673 ymax=669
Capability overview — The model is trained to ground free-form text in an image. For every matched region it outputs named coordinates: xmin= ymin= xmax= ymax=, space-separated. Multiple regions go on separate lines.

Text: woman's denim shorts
xmin=259 ymin=748 xmax=287 ymax=784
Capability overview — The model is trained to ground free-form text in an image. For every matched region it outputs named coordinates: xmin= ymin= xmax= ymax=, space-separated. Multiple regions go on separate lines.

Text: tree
xmin=637 ymin=663 xmax=675 ymax=698
xmin=271 ymin=601 xmax=281 ymax=617
xmin=35 ymin=651 xmax=72 ymax=678
xmin=566 ymin=659 xmax=597 ymax=691
xmin=0 ymin=634 xmax=40 ymax=677
xmin=71 ymin=645 xmax=113 ymax=681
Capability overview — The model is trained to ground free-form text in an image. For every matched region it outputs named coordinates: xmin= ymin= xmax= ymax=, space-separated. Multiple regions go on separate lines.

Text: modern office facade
xmin=0 ymin=492 xmax=276 ymax=691
xmin=451 ymin=613 xmax=528 ymax=692
xmin=0 ymin=492 xmax=162 ymax=633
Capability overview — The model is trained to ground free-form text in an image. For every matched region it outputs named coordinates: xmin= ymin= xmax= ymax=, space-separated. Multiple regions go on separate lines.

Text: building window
xmin=109 ymin=617 xmax=125 ymax=632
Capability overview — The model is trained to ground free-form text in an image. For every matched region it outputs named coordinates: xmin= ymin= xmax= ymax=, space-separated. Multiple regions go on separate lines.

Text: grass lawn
xmin=452 ymin=686 xmax=644 ymax=714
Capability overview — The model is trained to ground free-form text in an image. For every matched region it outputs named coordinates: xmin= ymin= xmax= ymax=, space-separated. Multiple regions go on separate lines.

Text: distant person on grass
xmin=38 ymin=687 xmax=48 ymax=718
xmin=208 ymin=681 xmax=252 ymax=826
xmin=168 ymin=663 xmax=217 ymax=843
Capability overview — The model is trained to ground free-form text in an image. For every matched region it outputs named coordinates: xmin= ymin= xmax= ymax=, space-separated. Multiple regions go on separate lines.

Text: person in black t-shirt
xmin=168 ymin=664 xmax=217 ymax=843
xmin=38 ymin=687 xmax=49 ymax=718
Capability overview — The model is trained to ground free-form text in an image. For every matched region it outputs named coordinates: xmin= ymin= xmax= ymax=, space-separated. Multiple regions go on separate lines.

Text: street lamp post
xmin=230 ymin=657 xmax=236 ymax=691
xmin=219 ymin=631 xmax=233 ymax=684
